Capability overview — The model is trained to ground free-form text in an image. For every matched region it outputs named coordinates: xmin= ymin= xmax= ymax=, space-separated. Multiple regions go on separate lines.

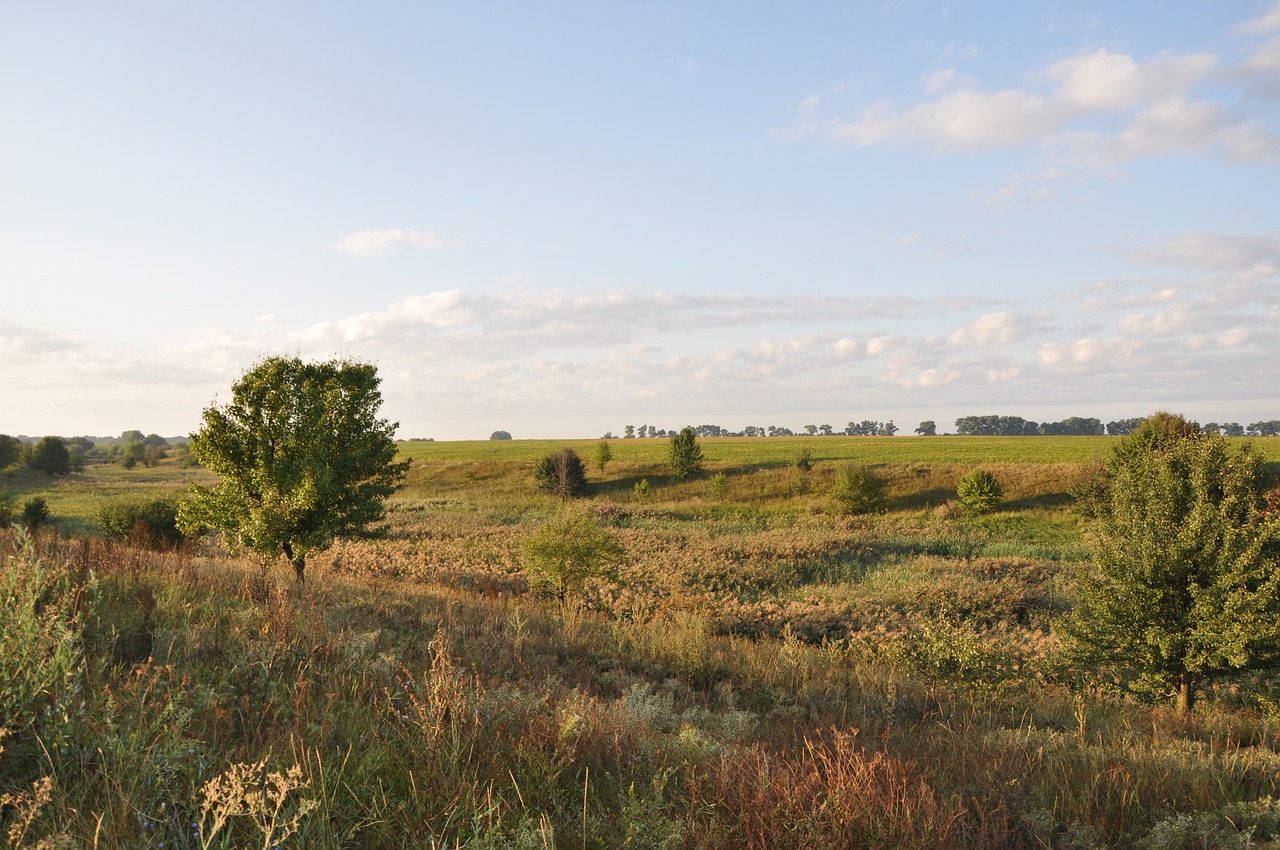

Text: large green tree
xmin=1061 ymin=414 xmax=1280 ymax=713
xmin=178 ymin=357 xmax=410 ymax=581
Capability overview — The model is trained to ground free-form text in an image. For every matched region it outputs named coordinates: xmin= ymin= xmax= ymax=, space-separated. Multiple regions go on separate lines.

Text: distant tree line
xmin=0 ymin=430 xmax=193 ymax=476
xmin=953 ymin=415 xmax=1280 ymax=437
xmin=619 ymin=419 xmax=898 ymax=438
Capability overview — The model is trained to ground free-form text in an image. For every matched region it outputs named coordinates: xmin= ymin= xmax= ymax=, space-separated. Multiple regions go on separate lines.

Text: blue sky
xmin=3 ymin=2 xmax=1278 ymax=439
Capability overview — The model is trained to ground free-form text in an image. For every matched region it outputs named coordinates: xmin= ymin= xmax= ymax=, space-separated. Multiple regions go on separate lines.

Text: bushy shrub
xmin=533 ymin=449 xmax=588 ymax=499
xmin=20 ymin=497 xmax=49 ymax=529
xmin=98 ymin=498 xmax=185 ymax=547
xmin=830 ymin=464 xmax=887 ymax=515
xmin=522 ymin=508 xmax=623 ymax=605
xmin=956 ymin=468 xmax=1002 ymax=513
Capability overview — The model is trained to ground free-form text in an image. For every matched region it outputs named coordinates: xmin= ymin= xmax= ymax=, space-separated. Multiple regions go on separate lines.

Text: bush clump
xmin=956 ymin=468 xmax=1003 ymax=513
xmin=830 ymin=464 xmax=888 ymax=515
xmin=98 ymin=498 xmax=185 ymax=547
xmin=533 ymin=449 xmax=588 ymax=499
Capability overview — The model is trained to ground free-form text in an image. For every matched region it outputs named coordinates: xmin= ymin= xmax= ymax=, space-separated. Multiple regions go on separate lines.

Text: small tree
xmin=794 ymin=446 xmax=814 ymax=473
xmin=534 ymin=448 xmax=588 ymax=499
xmin=490 ymin=430 xmax=513 ymax=440
xmin=956 ymin=469 xmax=1002 ymax=513
xmin=667 ymin=426 xmax=704 ymax=479
xmin=26 ymin=437 xmax=70 ymax=476
xmin=1061 ymin=419 xmax=1280 ymax=714
xmin=20 ymin=498 xmax=50 ymax=529
xmin=830 ymin=463 xmax=888 ymax=515
xmin=593 ymin=440 xmax=613 ymax=475
xmin=178 ymin=357 xmax=410 ymax=581
xmin=915 ymin=421 xmax=937 ymax=436
xmin=522 ymin=508 xmax=623 ymax=606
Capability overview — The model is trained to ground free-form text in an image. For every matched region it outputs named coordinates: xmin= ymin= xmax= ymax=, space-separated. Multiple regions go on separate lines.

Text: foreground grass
xmin=6 ymin=529 xmax=1280 ymax=849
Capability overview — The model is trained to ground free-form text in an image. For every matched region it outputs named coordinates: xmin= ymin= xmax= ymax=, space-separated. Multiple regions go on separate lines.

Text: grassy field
xmin=4 ymin=435 xmax=1280 ymax=848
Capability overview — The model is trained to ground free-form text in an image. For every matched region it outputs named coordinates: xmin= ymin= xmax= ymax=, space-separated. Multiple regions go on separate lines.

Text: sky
xmin=2 ymin=2 xmax=1278 ymax=440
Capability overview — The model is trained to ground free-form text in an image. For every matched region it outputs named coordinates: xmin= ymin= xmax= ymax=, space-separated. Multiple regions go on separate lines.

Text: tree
xmin=0 ymin=435 xmax=21 ymax=468
xmin=1061 ymin=416 xmax=1280 ymax=713
xmin=522 ymin=508 xmax=623 ymax=606
xmin=178 ymin=357 xmax=410 ymax=581
xmin=26 ymin=437 xmax=70 ymax=476
xmin=534 ymin=448 xmax=588 ymax=499
xmin=490 ymin=430 xmax=513 ymax=440
xmin=666 ymin=426 xmax=704 ymax=479
xmin=956 ymin=469 xmax=1002 ymax=513
xmin=915 ymin=421 xmax=937 ymax=436
xmin=593 ymin=440 xmax=613 ymax=475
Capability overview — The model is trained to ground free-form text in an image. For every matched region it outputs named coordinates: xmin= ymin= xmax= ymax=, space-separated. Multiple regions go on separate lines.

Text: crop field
xmin=5 ymin=434 xmax=1280 ymax=848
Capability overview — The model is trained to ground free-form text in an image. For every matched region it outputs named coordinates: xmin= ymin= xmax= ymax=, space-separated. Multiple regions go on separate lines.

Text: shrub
xmin=98 ymin=498 xmax=185 ymax=547
xmin=956 ymin=468 xmax=1002 ymax=513
xmin=633 ymin=478 xmax=650 ymax=499
xmin=708 ymin=472 xmax=729 ymax=500
xmin=830 ymin=464 xmax=887 ymax=515
xmin=522 ymin=508 xmax=623 ymax=605
xmin=533 ymin=449 xmax=588 ymax=499
xmin=793 ymin=447 xmax=814 ymax=472
xmin=20 ymin=498 xmax=49 ymax=529
xmin=490 ymin=430 xmax=513 ymax=440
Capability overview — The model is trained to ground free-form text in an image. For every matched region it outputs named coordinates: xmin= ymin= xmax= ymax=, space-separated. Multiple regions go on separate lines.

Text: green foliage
xmin=915 ymin=420 xmax=937 ymax=436
xmin=490 ymin=430 xmax=513 ymax=440
xmin=20 ymin=497 xmax=50 ymax=529
xmin=120 ymin=439 xmax=145 ymax=469
xmin=829 ymin=464 xmax=887 ymax=515
xmin=178 ymin=356 xmax=410 ymax=581
xmin=0 ymin=488 xmax=14 ymax=527
xmin=522 ymin=508 xmax=623 ymax=604
xmin=1062 ymin=422 xmax=1280 ymax=713
xmin=533 ymin=448 xmax=588 ymax=499
xmin=593 ymin=439 xmax=613 ymax=474
xmin=633 ymin=478 xmax=650 ymax=499
xmin=0 ymin=434 xmax=20 ymax=468
xmin=707 ymin=472 xmax=729 ymax=500
xmin=97 ymin=498 xmax=185 ymax=547
xmin=956 ymin=468 xmax=1003 ymax=513
xmin=793 ymin=446 xmax=814 ymax=472
xmin=666 ymin=427 xmax=704 ymax=479
xmin=26 ymin=436 xmax=71 ymax=476
xmin=0 ymin=528 xmax=94 ymax=756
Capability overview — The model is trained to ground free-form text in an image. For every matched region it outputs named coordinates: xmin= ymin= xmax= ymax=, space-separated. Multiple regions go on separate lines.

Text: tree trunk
xmin=1176 ymin=671 xmax=1195 ymax=715
xmin=281 ymin=541 xmax=306 ymax=582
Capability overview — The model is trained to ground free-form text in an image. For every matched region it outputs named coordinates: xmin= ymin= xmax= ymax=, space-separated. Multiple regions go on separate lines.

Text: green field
xmin=5 ymin=434 xmax=1280 ymax=848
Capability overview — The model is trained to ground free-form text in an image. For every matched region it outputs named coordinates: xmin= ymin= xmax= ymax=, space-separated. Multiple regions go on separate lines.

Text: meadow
xmin=4 ymin=434 xmax=1280 ymax=849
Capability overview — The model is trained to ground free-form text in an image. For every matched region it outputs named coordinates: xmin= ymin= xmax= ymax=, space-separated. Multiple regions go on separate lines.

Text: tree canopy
xmin=178 ymin=357 xmax=410 ymax=581
xmin=1061 ymin=413 xmax=1280 ymax=713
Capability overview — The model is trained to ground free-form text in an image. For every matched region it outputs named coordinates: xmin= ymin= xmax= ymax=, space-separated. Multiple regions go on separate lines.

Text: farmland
xmin=4 ymin=434 xmax=1280 ymax=848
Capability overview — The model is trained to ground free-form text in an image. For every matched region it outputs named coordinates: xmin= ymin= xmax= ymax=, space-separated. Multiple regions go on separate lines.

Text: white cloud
xmin=331 ymin=229 xmax=464 ymax=257
xmin=1239 ymin=1 xmax=1280 ymax=34
xmin=1123 ymin=232 xmax=1280 ymax=273
xmin=948 ymin=311 xmax=1042 ymax=348
xmin=921 ymin=69 xmax=958 ymax=95
xmin=796 ymin=9 xmax=1280 ymax=196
